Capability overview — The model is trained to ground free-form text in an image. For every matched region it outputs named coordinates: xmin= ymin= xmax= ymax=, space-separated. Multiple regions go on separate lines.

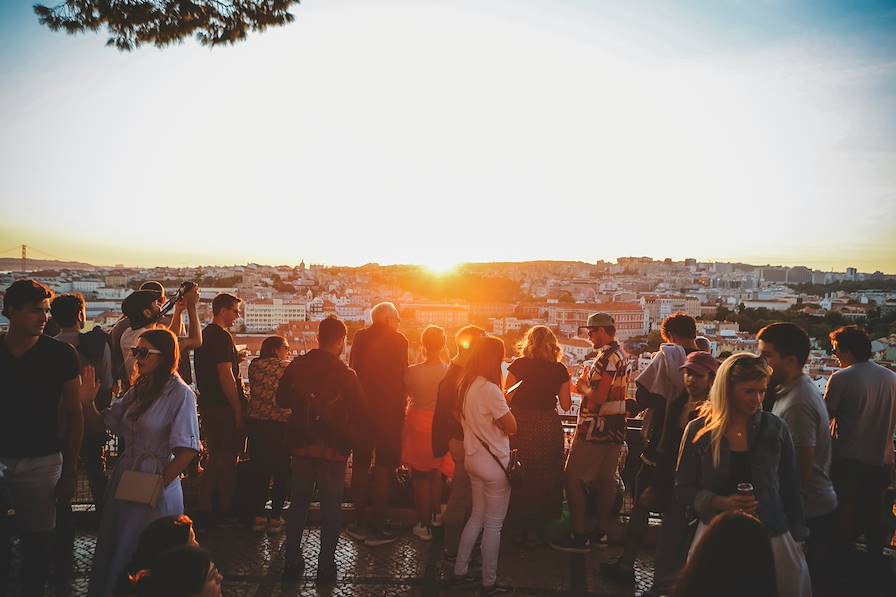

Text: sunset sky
xmin=1 ymin=1 xmax=894 ymax=272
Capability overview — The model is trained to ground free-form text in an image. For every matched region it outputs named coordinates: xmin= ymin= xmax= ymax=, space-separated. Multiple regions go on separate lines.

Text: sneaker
xmin=266 ymin=517 xmax=285 ymax=533
xmin=412 ymin=523 xmax=432 ymax=541
xmin=364 ymin=526 xmax=398 ymax=546
xmin=599 ymin=559 xmax=635 ymax=585
xmin=447 ymin=572 xmax=478 ymax=588
xmin=345 ymin=522 xmax=368 ymax=541
xmin=481 ymin=583 xmax=515 ymax=595
xmin=316 ymin=563 xmax=337 ymax=583
xmin=549 ymin=534 xmax=591 ymax=553
xmin=282 ymin=559 xmax=304 ymax=582
xmin=589 ymin=528 xmax=609 ymax=548
xmin=252 ymin=516 xmax=268 ymax=532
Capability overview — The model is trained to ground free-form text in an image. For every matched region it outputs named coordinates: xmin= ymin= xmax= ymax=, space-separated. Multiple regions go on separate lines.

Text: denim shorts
xmin=0 ymin=452 xmax=63 ymax=532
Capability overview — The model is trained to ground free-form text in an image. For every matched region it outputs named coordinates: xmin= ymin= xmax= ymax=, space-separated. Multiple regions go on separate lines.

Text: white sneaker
xmin=412 ymin=522 xmax=432 ymax=541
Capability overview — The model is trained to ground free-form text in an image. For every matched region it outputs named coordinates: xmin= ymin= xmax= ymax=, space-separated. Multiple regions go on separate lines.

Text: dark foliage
xmin=33 ymin=0 xmax=301 ymax=51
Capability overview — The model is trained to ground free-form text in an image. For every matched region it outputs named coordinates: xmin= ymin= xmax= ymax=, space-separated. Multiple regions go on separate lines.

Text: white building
xmin=558 ymin=337 xmax=594 ymax=363
xmin=243 ymin=299 xmax=307 ymax=333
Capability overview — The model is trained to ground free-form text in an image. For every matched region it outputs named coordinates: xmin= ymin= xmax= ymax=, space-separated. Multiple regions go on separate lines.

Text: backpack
xmin=286 ymin=355 xmax=355 ymax=455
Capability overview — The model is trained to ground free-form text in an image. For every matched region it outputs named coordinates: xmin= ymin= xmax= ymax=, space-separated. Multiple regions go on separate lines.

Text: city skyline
xmin=2 ymin=1 xmax=895 ymax=272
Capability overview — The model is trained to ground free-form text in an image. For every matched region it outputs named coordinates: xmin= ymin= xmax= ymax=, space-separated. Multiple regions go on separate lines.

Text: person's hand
xmin=79 ymin=365 xmax=100 ymax=406
xmin=55 ymin=474 xmax=77 ymax=502
xmin=712 ymin=494 xmax=758 ymax=514
xmin=639 ymin=486 xmax=657 ymax=509
xmin=184 ymin=285 xmax=200 ymax=306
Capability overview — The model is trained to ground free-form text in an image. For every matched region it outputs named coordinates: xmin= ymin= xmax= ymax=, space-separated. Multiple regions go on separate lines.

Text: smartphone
xmin=505 ymin=380 xmax=523 ymax=397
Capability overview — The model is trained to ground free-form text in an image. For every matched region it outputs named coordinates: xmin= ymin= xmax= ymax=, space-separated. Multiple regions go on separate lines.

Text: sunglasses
xmin=130 ymin=346 xmax=162 ymax=360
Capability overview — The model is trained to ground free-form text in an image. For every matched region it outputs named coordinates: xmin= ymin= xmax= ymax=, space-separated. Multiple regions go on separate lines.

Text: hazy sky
xmin=1 ymin=0 xmax=895 ymax=272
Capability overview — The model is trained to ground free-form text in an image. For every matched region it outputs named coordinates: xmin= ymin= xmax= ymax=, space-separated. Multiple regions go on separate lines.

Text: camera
xmin=157 ymin=281 xmax=198 ymax=319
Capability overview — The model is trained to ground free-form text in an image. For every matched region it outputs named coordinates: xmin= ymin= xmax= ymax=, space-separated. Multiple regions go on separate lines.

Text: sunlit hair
xmin=371 ymin=301 xmax=399 ymax=323
xmin=454 ymin=325 xmax=486 ymax=355
xmin=457 ymin=336 xmax=505 ymax=420
xmin=516 ymin=325 xmax=561 ymax=362
xmin=693 ymin=352 xmax=770 ymax=467
xmin=129 ymin=328 xmax=180 ymax=420
xmin=661 ymin=312 xmax=697 ymax=342
xmin=421 ymin=325 xmax=446 ymax=359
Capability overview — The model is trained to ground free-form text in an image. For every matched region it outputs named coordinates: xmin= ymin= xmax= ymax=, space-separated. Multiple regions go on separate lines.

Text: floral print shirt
xmin=248 ymin=357 xmax=291 ymax=422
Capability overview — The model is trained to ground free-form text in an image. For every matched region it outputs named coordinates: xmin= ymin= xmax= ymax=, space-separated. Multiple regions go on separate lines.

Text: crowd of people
xmin=1 ymin=278 xmax=895 ymax=596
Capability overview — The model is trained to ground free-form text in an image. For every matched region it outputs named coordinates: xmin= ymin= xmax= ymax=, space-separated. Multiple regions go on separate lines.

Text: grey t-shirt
xmin=823 ymin=361 xmax=896 ymax=467
xmin=772 ymin=375 xmax=838 ymax=518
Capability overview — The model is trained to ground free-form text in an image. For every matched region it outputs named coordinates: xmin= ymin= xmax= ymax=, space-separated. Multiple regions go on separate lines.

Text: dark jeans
xmin=651 ymin=502 xmax=693 ymax=593
xmin=806 ymin=509 xmax=838 ymax=597
xmin=246 ymin=420 xmax=290 ymax=519
xmin=285 ymin=456 xmax=346 ymax=569
xmin=831 ymin=459 xmax=893 ymax=575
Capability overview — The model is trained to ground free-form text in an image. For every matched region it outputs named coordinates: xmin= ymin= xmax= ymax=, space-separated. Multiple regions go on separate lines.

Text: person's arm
xmin=78 ymin=366 xmax=105 ymax=434
xmin=778 ymin=422 xmax=807 ymax=540
xmin=178 ymin=286 xmax=203 ymax=351
xmin=558 ymin=380 xmax=573 ymax=411
xmin=822 ymin=373 xmax=841 ymax=419
xmin=779 ymin=401 xmax=818 ymax=491
xmin=162 ymin=448 xmax=198 ymax=486
xmin=169 ymin=303 xmax=185 ymax=336
xmin=275 ymin=362 xmax=297 ymax=410
xmin=586 ymin=372 xmax=614 ymax=411
xmin=504 ymin=371 xmax=518 ymax=403
xmin=495 ymin=411 xmax=517 ymax=436
xmin=58 ymin=375 xmax=85 ymax=501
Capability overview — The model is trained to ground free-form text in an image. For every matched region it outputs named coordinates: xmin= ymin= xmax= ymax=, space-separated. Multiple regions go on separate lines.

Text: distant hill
xmin=0 ymin=258 xmax=99 ymax=272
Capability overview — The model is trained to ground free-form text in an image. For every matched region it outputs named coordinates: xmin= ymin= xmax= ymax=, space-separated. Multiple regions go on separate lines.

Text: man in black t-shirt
xmin=1 ymin=280 xmax=83 ymax=597
xmin=193 ymin=292 xmax=244 ymax=522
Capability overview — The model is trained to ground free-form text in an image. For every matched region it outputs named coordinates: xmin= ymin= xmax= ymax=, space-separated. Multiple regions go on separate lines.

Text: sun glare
xmin=421 ymin=259 xmax=460 ymax=275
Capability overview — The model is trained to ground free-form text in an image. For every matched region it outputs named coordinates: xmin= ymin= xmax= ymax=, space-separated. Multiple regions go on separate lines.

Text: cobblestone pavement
xmin=4 ymin=518 xmax=661 ymax=596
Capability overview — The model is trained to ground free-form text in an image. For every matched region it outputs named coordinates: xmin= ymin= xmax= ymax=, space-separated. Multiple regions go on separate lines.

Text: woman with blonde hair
xmin=675 ymin=352 xmax=810 ymax=597
xmin=504 ymin=325 xmax=572 ymax=546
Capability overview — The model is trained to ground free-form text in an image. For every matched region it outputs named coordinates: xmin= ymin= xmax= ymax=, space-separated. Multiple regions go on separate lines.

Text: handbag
xmin=114 ymin=452 xmax=164 ymax=507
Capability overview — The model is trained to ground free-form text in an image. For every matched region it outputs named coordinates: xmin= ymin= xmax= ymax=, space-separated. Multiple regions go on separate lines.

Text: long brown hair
xmin=128 ymin=328 xmax=179 ymax=420
xmin=457 ymin=335 xmax=505 ymax=420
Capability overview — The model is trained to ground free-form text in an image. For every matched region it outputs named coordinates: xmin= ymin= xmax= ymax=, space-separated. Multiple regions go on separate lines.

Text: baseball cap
xmin=680 ymin=351 xmax=719 ymax=376
xmin=122 ymin=289 xmax=162 ymax=327
xmin=583 ymin=312 xmax=615 ymax=328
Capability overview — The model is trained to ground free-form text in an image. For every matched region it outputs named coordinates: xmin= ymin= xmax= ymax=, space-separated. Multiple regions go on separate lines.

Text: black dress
xmin=507 ymin=357 xmax=570 ymax=532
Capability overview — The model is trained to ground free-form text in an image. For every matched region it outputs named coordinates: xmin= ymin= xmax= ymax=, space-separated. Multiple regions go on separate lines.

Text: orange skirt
xmin=402 ymin=406 xmax=454 ymax=477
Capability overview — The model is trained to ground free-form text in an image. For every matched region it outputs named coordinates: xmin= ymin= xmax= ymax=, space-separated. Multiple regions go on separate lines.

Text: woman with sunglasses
xmin=81 ymin=328 xmax=201 ymax=596
xmin=675 ymin=353 xmax=810 ymax=597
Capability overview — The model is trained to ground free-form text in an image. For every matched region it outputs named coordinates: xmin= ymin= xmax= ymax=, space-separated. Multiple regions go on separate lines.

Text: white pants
xmin=689 ymin=521 xmax=812 ymax=597
xmin=453 ymin=448 xmax=511 ymax=587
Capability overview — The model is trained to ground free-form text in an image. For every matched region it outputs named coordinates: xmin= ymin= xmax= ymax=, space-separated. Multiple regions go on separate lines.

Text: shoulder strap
xmin=473 ymin=432 xmax=510 ymax=476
